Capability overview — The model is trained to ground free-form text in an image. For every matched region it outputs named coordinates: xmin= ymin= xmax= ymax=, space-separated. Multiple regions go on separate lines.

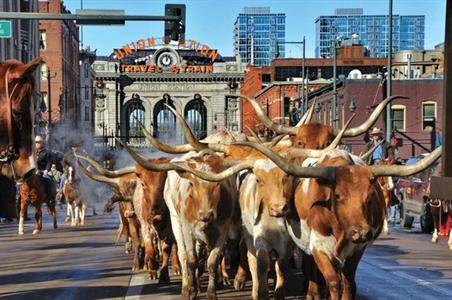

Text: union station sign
xmin=113 ymin=36 xmax=218 ymax=74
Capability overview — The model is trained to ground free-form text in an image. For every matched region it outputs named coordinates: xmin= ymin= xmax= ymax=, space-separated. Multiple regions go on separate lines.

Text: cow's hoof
xmin=448 ymin=244 xmax=452 ymax=250
xmin=207 ymin=289 xmax=217 ymax=300
xmin=18 ymin=231 xmax=24 ymax=235
xmin=221 ymin=275 xmax=231 ymax=287
xmin=158 ymin=272 xmax=170 ymax=284
xmin=172 ymin=266 xmax=181 ymax=275
xmin=132 ymin=263 xmax=140 ymax=272
xmin=233 ymin=277 xmax=246 ymax=291
xmin=274 ymin=288 xmax=285 ymax=300
xmin=54 ymin=224 xmax=58 ymax=229
xmin=64 ymin=217 xmax=70 ymax=222
xmin=148 ymin=270 xmax=158 ymax=280
xmin=384 ymin=229 xmax=390 ymax=235
xmin=432 ymin=237 xmax=438 ymax=243
xmin=32 ymin=229 xmax=40 ymax=235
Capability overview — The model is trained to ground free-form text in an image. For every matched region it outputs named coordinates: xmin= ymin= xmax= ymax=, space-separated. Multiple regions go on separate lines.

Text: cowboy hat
xmin=369 ymin=127 xmax=383 ymax=136
xmin=35 ymin=135 xmax=45 ymax=143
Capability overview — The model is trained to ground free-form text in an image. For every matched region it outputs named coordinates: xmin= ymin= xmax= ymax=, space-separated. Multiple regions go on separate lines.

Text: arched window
xmin=153 ymin=93 xmax=178 ymax=144
xmin=125 ymin=95 xmax=145 ymax=144
xmin=184 ymin=94 xmax=207 ymax=139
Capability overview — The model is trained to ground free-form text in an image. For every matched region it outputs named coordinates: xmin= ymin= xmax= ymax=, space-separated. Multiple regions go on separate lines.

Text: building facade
xmin=93 ymin=46 xmax=246 ymax=148
xmin=234 ymin=7 xmax=285 ymax=66
xmin=316 ymin=8 xmax=425 ymax=58
xmin=38 ymin=0 xmax=80 ymax=141
xmin=79 ymin=47 xmax=96 ymax=134
xmin=0 ymin=0 xmax=39 ymax=63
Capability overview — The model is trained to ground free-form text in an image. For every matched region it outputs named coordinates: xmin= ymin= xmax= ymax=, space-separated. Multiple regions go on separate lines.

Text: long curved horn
xmin=359 ymin=140 xmax=384 ymax=162
xmin=295 ymin=97 xmax=317 ymax=127
xmin=335 ymin=95 xmax=408 ymax=137
xmin=235 ymin=94 xmax=297 ymax=135
xmin=164 ymin=103 xmax=207 ymax=151
xmin=245 ymin=126 xmax=263 ymax=144
xmin=225 ymin=128 xmax=237 ymax=142
xmin=370 ymin=146 xmax=442 ymax=177
xmin=138 ymin=121 xmax=194 ymax=154
xmin=172 ymin=160 xmax=253 ymax=182
xmin=74 ymin=153 xmax=136 ymax=178
xmin=116 ymin=138 xmax=184 ymax=172
xmin=75 ymin=156 xmax=120 ymax=185
xmin=233 ymin=141 xmax=335 ymax=181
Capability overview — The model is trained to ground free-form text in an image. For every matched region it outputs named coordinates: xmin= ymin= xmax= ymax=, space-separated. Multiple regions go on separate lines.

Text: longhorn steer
xmin=241 ymin=142 xmax=442 ymax=300
xmin=62 ymin=164 xmax=86 ymax=226
xmin=76 ymin=154 xmax=179 ymax=281
xmin=120 ymin=144 xmax=241 ymax=300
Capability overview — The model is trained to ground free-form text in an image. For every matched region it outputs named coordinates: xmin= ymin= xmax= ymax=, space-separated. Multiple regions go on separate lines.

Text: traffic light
xmin=164 ymin=4 xmax=185 ymax=44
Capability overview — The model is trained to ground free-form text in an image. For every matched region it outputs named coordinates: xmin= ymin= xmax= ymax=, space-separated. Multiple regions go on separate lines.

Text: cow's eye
xmin=334 ymin=194 xmax=340 ymax=200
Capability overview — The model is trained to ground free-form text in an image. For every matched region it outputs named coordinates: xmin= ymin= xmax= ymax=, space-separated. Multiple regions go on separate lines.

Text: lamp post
xmin=386 ymin=0 xmax=393 ymax=142
xmin=46 ymin=68 xmax=57 ymax=151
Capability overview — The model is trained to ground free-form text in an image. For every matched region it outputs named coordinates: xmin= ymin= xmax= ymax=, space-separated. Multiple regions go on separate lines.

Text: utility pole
xmin=386 ymin=0 xmax=393 ymax=142
xmin=332 ymin=39 xmax=338 ymax=128
xmin=46 ymin=68 xmax=57 ymax=151
xmin=302 ymin=35 xmax=306 ymax=112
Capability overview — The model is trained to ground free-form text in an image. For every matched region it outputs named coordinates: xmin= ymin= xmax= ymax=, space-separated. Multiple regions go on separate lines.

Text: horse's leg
xmin=49 ymin=201 xmax=58 ymax=229
xmin=80 ymin=203 xmax=86 ymax=225
xmin=65 ymin=198 xmax=71 ymax=222
xmin=74 ymin=204 xmax=80 ymax=226
xmin=18 ymin=200 xmax=28 ymax=235
xmin=32 ymin=205 xmax=42 ymax=235
xmin=431 ymin=204 xmax=440 ymax=243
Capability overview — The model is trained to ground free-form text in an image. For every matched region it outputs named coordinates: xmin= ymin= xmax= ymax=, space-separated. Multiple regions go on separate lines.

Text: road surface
xmin=0 ymin=206 xmax=451 ymax=299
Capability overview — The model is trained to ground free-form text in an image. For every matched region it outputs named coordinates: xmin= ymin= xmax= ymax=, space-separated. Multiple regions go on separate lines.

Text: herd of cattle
xmin=0 ymin=58 xmax=444 ymax=300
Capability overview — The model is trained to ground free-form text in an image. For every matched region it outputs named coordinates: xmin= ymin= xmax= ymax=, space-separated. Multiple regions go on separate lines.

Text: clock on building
xmin=157 ymin=52 xmax=176 ymax=68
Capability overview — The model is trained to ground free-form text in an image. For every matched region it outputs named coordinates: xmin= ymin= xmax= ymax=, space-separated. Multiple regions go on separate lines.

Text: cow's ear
xmin=9 ymin=57 xmax=43 ymax=79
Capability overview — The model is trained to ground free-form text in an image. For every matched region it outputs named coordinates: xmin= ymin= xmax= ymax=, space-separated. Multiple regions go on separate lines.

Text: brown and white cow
xmin=76 ymin=159 xmax=143 ymax=272
xmin=62 ymin=164 xmax=86 ymax=226
xmin=76 ymin=154 xmax=180 ymax=281
xmin=119 ymin=143 xmax=241 ymax=300
xmin=243 ymin=142 xmax=442 ymax=299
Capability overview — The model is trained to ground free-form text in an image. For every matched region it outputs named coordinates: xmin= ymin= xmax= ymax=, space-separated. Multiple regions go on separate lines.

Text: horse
xmin=0 ymin=58 xmax=43 ymax=220
xmin=376 ymin=158 xmax=397 ymax=235
xmin=428 ymin=163 xmax=452 ymax=249
xmin=62 ymin=163 xmax=85 ymax=226
xmin=18 ymin=172 xmax=57 ymax=235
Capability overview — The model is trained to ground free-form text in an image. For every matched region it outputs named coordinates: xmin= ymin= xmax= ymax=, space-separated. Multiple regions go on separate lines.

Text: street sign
xmin=0 ymin=20 xmax=12 ymax=38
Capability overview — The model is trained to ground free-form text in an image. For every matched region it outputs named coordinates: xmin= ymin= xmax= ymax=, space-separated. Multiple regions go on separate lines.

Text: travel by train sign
xmin=113 ymin=36 xmax=219 ymax=74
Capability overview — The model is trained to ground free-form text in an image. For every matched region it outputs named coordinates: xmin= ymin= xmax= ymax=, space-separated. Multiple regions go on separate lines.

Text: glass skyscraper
xmin=234 ymin=7 xmax=285 ymax=66
xmin=316 ymin=8 xmax=425 ymax=58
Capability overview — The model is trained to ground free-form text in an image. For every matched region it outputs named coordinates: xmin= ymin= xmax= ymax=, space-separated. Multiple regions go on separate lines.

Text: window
xmin=84 ymin=63 xmax=89 ymax=78
xmin=39 ymin=30 xmax=46 ymax=50
xmin=85 ymin=84 xmax=89 ymax=100
xmin=85 ymin=106 xmax=90 ymax=121
xmin=41 ymin=92 xmax=48 ymax=112
xmin=391 ymin=105 xmax=406 ymax=132
xmin=40 ymin=63 xmax=48 ymax=81
xmin=422 ymin=101 xmax=436 ymax=131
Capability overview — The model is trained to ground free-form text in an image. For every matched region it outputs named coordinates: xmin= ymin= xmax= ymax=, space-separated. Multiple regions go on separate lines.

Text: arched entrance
xmin=184 ymin=94 xmax=207 ymax=139
xmin=153 ymin=93 xmax=181 ymax=144
xmin=125 ymin=94 xmax=146 ymax=145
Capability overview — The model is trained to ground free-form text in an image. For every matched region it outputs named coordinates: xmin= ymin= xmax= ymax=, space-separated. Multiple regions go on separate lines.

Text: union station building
xmin=92 ymin=41 xmax=246 ymax=147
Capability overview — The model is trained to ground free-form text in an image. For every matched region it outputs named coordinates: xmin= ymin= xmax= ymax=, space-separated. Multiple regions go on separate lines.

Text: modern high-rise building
xmin=315 ymin=8 xmax=425 ymax=58
xmin=234 ymin=7 xmax=285 ymax=66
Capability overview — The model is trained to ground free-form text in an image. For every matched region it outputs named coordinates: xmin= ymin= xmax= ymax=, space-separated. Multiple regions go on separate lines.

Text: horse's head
xmin=0 ymin=58 xmax=43 ymax=179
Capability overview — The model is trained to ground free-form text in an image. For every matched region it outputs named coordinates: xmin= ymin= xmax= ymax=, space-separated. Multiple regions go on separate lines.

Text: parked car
xmin=396 ymin=154 xmax=438 ymax=233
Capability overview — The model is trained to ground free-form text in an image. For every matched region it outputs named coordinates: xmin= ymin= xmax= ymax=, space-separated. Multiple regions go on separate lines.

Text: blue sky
xmin=64 ymin=0 xmax=446 ymax=57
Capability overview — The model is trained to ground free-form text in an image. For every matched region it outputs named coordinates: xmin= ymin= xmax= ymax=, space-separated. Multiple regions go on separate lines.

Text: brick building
xmin=38 ymin=0 xmax=80 ymax=142
xmin=241 ymin=43 xmax=387 ymax=132
xmin=306 ymin=78 xmax=443 ymax=159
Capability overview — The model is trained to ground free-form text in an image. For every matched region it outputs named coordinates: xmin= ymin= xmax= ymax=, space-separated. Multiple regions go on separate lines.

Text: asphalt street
xmin=0 ymin=206 xmax=451 ymax=300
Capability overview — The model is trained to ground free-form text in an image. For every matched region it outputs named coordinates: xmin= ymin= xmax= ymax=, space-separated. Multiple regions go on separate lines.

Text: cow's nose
xmin=198 ymin=210 xmax=214 ymax=223
xmin=351 ymin=226 xmax=370 ymax=242
xmin=269 ymin=204 xmax=289 ymax=217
